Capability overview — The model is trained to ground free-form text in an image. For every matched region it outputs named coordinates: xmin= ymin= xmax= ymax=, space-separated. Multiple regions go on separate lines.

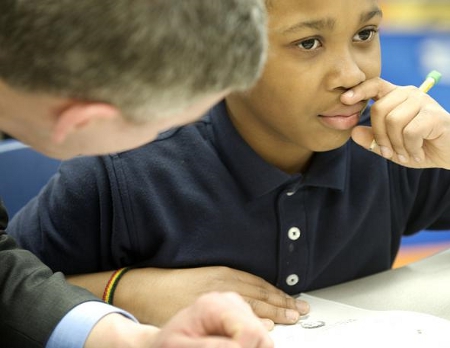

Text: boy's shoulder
xmin=114 ymin=101 xmax=231 ymax=163
xmin=119 ymin=114 xmax=214 ymax=159
xmin=156 ymin=115 xmax=213 ymax=142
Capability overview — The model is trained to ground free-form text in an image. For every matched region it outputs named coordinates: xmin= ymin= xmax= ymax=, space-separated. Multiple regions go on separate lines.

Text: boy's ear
xmin=52 ymin=102 xmax=120 ymax=144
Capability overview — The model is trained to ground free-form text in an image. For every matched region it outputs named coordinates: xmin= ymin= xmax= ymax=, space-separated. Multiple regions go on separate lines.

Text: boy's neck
xmin=259 ymin=144 xmax=313 ymax=174
xmin=225 ymin=102 xmax=314 ymax=175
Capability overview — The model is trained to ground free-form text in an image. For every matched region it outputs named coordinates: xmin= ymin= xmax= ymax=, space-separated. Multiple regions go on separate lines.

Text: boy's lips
xmin=318 ymin=106 xmax=365 ymax=131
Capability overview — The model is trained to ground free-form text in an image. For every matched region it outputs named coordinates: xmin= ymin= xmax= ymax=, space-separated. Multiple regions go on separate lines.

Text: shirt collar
xmin=303 ymin=146 xmax=347 ymax=191
xmin=206 ymin=101 xmax=348 ymax=199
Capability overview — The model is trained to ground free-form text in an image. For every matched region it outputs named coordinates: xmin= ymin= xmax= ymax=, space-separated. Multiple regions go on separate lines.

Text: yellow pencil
xmin=369 ymin=70 xmax=442 ymax=151
xmin=419 ymin=70 xmax=442 ymax=93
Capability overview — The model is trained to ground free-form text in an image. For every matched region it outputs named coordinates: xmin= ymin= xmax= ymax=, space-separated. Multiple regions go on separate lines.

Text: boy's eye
xmin=354 ymin=28 xmax=378 ymax=42
xmin=296 ymin=38 xmax=321 ymax=50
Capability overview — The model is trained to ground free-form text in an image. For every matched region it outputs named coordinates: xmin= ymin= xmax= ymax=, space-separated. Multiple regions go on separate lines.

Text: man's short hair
xmin=0 ymin=0 xmax=267 ymax=121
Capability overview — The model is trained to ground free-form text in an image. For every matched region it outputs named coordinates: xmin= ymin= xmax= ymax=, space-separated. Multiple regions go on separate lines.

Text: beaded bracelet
xmin=102 ymin=267 xmax=131 ymax=304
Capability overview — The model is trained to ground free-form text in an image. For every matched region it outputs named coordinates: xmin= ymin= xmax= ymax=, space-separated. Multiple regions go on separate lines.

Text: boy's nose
xmin=326 ymin=51 xmax=366 ymax=91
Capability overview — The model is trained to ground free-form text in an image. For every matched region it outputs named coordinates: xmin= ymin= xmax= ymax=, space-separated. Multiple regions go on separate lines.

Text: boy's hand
xmin=113 ymin=266 xmax=309 ymax=326
xmin=341 ymin=77 xmax=450 ymax=169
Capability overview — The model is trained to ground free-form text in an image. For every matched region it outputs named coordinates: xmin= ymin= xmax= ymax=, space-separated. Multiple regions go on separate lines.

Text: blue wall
xmin=380 ymin=31 xmax=450 ymax=110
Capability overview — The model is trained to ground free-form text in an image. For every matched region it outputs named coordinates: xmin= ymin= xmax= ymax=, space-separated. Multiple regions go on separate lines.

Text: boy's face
xmin=227 ymin=0 xmax=382 ymax=163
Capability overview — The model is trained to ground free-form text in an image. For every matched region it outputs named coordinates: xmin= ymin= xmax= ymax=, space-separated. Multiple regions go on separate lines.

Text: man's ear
xmin=52 ymin=102 xmax=120 ymax=144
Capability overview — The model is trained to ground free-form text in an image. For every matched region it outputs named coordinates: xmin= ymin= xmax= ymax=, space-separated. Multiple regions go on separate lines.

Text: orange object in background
xmin=394 ymin=243 xmax=450 ymax=268
xmin=394 ymin=230 xmax=450 ymax=269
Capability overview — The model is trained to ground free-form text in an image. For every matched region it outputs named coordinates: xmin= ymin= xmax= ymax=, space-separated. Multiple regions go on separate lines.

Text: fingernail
xmin=296 ymin=300 xmax=310 ymax=315
xmin=414 ymin=156 xmax=422 ymax=163
xmin=380 ymin=146 xmax=393 ymax=159
xmin=286 ymin=309 xmax=300 ymax=323
xmin=397 ymin=154 xmax=408 ymax=163
xmin=343 ymin=90 xmax=354 ymax=98
xmin=261 ymin=318 xmax=275 ymax=331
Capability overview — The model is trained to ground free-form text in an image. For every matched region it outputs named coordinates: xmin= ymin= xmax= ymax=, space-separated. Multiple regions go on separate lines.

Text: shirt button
xmin=286 ymin=191 xmax=295 ymax=196
xmin=288 ymin=227 xmax=301 ymax=240
xmin=286 ymin=274 xmax=299 ymax=286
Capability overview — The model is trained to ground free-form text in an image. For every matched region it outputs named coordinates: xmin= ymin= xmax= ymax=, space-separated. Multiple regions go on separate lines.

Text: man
xmin=0 ymin=1 xmax=273 ymax=347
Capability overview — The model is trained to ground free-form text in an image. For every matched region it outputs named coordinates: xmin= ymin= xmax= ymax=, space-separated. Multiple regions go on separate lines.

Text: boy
xmin=9 ymin=0 xmax=450 ymax=328
xmin=0 ymin=1 xmax=272 ymax=347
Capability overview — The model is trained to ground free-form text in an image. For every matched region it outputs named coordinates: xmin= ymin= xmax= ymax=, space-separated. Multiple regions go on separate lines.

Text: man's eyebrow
xmin=281 ymin=8 xmax=383 ymax=35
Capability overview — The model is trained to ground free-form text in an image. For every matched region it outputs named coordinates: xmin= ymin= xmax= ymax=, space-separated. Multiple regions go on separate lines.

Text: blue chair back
xmin=0 ymin=139 xmax=60 ymax=218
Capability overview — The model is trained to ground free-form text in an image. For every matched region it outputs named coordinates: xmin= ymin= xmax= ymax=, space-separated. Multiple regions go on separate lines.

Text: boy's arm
xmin=342 ymin=77 xmax=450 ymax=169
xmin=8 ymin=156 xmax=111 ymax=274
xmin=67 ymin=266 xmax=310 ymax=326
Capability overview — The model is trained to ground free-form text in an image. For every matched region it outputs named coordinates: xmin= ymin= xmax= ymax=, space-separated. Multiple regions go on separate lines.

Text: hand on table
xmin=113 ymin=266 xmax=309 ymax=326
xmin=341 ymin=77 xmax=450 ymax=169
xmin=85 ymin=292 xmax=274 ymax=348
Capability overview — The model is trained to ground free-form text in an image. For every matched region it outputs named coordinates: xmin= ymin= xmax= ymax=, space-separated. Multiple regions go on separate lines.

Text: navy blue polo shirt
xmin=8 ymin=101 xmax=450 ymax=294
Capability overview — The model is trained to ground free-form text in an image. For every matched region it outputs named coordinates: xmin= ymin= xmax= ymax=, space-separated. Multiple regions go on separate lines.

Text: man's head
xmin=0 ymin=0 xmax=267 ymax=158
xmin=227 ymin=0 xmax=382 ymax=173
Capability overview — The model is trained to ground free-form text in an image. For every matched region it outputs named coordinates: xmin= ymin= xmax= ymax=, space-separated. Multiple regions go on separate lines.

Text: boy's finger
xmin=245 ymin=297 xmax=301 ymax=325
xmin=341 ymin=77 xmax=398 ymax=104
xmin=351 ymin=126 xmax=391 ymax=158
xmin=237 ymin=280 xmax=309 ymax=315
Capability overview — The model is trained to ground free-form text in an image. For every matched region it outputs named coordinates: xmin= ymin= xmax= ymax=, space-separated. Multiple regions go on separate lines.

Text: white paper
xmin=270 ymin=294 xmax=450 ymax=347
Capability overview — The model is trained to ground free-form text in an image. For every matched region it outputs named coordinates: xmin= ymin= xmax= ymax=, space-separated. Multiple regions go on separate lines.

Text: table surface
xmin=308 ymin=248 xmax=450 ymax=320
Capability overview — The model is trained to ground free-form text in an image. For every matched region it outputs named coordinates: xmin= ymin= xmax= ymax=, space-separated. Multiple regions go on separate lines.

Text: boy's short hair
xmin=0 ymin=0 xmax=267 ymax=121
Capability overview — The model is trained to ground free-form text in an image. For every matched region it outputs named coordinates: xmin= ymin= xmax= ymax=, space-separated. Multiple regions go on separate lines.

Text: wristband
xmin=102 ymin=267 xmax=131 ymax=304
